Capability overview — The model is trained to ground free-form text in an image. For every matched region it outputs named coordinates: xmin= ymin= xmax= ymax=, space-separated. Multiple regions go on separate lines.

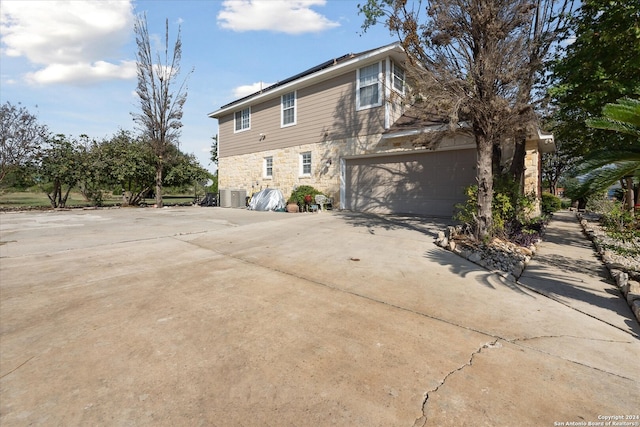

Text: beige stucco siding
xmin=218 ymin=67 xmax=388 ymax=158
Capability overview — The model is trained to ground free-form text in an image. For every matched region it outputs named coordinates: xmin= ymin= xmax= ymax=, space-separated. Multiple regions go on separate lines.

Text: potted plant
xmin=288 ymin=185 xmax=324 ymax=213
xmin=286 ymin=196 xmax=299 ymax=213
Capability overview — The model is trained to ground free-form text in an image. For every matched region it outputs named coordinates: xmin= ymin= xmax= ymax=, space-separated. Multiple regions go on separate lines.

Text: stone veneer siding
xmin=219 ymin=134 xmax=543 ymax=213
xmin=523 ymin=140 xmax=542 ymax=217
xmin=218 ymin=139 xmax=348 ymax=203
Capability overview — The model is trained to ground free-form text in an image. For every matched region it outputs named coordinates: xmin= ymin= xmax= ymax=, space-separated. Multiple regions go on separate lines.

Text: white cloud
xmin=0 ymin=0 xmax=135 ymax=85
xmin=233 ymin=82 xmax=275 ymax=98
xmin=217 ymin=0 xmax=340 ymax=34
xmin=26 ymin=60 xmax=137 ymax=86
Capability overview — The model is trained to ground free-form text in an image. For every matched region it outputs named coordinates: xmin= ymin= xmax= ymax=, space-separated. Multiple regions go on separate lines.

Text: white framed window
xmin=281 ymin=91 xmax=296 ymax=127
xmin=357 ymin=62 xmax=382 ymax=110
xmin=300 ymin=152 xmax=311 ymax=176
xmin=264 ymin=156 xmax=273 ymax=178
xmin=234 ymin=107 xmax=250 ymax=132
xmin=392 ymin=62 xmax=405 ymax=94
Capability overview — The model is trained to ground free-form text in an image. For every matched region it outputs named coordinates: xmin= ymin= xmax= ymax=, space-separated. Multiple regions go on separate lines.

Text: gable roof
xmin=208 ymin=42 xmax=406 ymax=119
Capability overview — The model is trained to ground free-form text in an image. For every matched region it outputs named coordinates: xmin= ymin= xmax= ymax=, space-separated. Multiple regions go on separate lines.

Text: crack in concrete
xmin=413 ymin=339 xmax=501 ymax=427
xmin=510 ymin=334 xmax=633 ymax=344
xmin=506 ymin=339 xmax=637 ymax=381
xmin=190 ymin=243 xmax=640 ymax=391
xmin=0 ymin=356 xmax=35 ymax=379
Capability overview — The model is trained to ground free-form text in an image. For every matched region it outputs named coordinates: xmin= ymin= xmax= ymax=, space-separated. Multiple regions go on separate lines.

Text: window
xmin=234 ymin=107 xmax=250 ymax=132
xmin=264 ymin=156 xmax=273 ymax=178
xmin=281 ymin=92 xmax=296 ymax=127
xmin=357 ymin=62 xmax=381 ymax=110
xmin=300 ymin=152 xmax=311 ymax=176
xmin=392 ymin=62 xmax=405 ymax=94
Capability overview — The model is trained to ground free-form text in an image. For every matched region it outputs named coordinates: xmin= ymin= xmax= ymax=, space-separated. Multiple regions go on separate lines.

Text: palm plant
xmin=576 ymin=97 xmax=640 ymax=211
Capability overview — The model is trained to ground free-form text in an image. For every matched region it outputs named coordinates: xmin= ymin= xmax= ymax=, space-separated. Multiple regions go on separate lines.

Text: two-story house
xmin=208 ymin=42 xmax=553 ymax=216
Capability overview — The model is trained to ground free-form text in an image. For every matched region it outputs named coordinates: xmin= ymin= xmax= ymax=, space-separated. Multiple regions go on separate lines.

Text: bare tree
xmin=0 ymin=101 xmax=48 ymax=183
xmin=132 ymin=14 xmax=191 ymax=208
xmin=360 ymin=0 xmax=573 ymax=239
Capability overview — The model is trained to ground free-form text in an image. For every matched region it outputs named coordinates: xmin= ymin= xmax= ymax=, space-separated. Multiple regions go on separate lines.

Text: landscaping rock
xmin=577 ymin=212 xmax=640 ymax=324
xmin=468 ymin=251 xmax=482 ymax=263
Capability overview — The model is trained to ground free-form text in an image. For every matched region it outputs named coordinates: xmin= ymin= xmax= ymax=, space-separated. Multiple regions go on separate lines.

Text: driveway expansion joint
xmin=515 ymin=280 xmax=639 ymax=339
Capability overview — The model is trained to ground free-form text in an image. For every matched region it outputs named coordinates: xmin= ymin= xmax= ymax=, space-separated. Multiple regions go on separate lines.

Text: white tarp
xmin=248 ymin=189 xmax=286 ymax=211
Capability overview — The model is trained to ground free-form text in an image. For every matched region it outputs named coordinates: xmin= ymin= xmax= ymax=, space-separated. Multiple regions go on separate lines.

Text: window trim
xmin=281 ymin=91 xmax=297 ymax=128
xmin=234 ymin=107 xmax=251 ymax=133
xmin=300 ymin=151 xmax=312 ymax=177
xmin=356 ymin=62 xmax=382 ymax=110
xmin=264 ymin=156 xmax=273 ymax=178
xmin=392 ymin=62 xmax=405 ymax=95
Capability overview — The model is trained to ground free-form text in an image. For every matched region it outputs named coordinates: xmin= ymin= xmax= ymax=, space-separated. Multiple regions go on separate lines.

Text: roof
xmin=382 ymin=108 xmax=450 ymax=138
xmin=208 ymin=42 xmax=406 ymax=119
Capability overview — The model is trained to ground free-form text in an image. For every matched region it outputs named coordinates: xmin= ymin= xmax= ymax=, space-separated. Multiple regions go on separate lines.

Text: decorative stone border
xmin=435 ymin=225 xmax=541 ymax=282
xmin=577 ymin=212 xmax=640 ymax=323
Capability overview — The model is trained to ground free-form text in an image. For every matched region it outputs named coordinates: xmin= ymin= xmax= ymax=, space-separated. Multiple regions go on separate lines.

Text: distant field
xmin=0 ymin=191 xmax=196 ymax=209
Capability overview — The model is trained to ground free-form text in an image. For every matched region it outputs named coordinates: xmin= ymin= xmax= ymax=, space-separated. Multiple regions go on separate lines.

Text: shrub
xmin=289 ymin=185 xmax=324 ymax=206
xmin=454 ymin=177 xmax=535 ymax=238
xmin=599 ymin=200 xmax=639 ymax=242
xmin=541 ymin=192 xmax=562 ymax=214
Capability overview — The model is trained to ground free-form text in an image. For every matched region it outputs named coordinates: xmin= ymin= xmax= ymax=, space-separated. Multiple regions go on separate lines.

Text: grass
xmin=0 ymin=191 xmax=197 ymax=209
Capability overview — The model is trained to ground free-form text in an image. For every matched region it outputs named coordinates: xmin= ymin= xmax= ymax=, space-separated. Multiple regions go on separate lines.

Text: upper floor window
xmin=281 ymin=91 xmax=296 ymax=127
xmin=264 ymin=156 xmax=273 ymax=178
xmin=300 ymin=152 xmax=311 ymax=176
xmin=392 ymin=62 xmax=405 ymax=94
xmin=357 ymin=62 xmax=382 ymax=110
xmin=234 ymin=107 xmax=250 ymax=132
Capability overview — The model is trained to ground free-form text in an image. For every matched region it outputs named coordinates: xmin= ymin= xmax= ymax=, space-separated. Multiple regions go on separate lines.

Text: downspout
xmin=340 ymin=158 xmax=346 ymax=210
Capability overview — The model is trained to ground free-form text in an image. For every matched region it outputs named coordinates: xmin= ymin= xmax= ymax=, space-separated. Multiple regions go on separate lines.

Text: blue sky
xmin=0 ymin=0 xmax=397 ymax=172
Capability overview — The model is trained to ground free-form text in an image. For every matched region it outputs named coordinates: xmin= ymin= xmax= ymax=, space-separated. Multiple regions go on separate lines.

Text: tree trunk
xmin=60 ymin=186 xmax=72 ymax=208
xmin=48 ymin=180 xmax=61 ymax=208
xmin=625 ymin=176 xmax=635 ymax=212
xmin=155 ymin=162 xmax=163 ymax=208
xmin=476 ymin=132 xmax=493 ymax=241
xmin=509 ymin=132 xmax=526 ymax=190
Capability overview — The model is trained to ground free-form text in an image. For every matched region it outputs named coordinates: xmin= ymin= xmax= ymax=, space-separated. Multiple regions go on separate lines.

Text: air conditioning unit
xmin=219 ymin=189 xmax=231 ymax=208
xmin=230 ymin=190 xmax=247 ymax=208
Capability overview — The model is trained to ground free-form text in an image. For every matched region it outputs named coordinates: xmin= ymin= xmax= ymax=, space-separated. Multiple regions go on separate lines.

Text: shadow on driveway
xmin=335 ymin=211 xmax=455 ymax=238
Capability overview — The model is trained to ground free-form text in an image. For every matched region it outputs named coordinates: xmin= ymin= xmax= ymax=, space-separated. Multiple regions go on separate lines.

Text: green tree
xmin=101 ymin=130 xmax=156 ymax=206
xmin=548 ymin=0 xmax=640 ymax=159
xmin=37 ymin=134 xmax=82 ymax=208
xmin=209 ymin=134 xmax=219 ymax=198
xmin=0 ymin=101 xmax=48 ymax=184
xmin=359 ymin=0 xmax=573 ymax=239
xmin=75 ymin=134 xmax=106 ymax=205
xmin=574 ymin=97 xmax=640 ymax=211
xmin=541 ymin=139 xmax=576 ymax=195
xmin=164 ymin=151 xmax=211 ymax=198
xmin=132 ymin=14 xmax=191 ymax=208
xmin=210 ymin=134 xmax=218 ymax=166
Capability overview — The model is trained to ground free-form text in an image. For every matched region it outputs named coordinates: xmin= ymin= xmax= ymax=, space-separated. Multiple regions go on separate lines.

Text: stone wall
xmin=219 ymin=133 xmax=544 ymax=212
xmin=523 ymin=140 xmax=542 ymax=217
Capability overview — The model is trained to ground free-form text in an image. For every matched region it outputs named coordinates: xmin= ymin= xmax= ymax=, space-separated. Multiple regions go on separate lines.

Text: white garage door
xmin=344 ymin=149 xmax=476 ymax=217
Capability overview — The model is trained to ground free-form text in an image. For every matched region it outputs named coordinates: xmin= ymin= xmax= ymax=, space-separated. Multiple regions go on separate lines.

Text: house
xmin=208 ymin=42 xmax=553 ymax=217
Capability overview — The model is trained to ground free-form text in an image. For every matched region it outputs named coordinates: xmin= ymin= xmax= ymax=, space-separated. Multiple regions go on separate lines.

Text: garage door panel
xmin=345 ymin=149 xmax=476 ymax=217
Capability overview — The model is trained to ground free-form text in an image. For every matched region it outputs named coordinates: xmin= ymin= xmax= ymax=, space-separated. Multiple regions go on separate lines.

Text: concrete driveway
xmin=1 ymin=207 xmax=638 ymax=426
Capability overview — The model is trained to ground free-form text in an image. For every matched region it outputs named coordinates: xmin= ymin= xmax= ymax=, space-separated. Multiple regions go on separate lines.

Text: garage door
xmin=344 ymin=149 xmax=476 ymax=217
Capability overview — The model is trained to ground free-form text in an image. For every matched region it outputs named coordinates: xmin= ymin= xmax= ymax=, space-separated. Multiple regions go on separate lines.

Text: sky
xmin=0 ymin=0 xmax=398 ymax=173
